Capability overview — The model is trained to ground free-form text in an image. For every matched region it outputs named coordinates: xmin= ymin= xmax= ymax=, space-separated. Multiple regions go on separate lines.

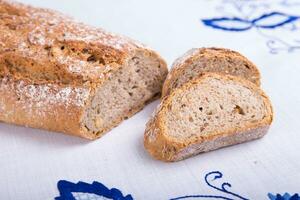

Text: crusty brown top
xmin=170 ymin=48 xmax=258 ymax=73
xmin=162 ymin=47 xmax=261 ymax=97
xmin=0 ymin=0 xmax=148 ymax=85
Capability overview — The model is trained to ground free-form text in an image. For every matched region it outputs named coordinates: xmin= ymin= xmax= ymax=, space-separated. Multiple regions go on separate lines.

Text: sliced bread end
xmin=145 ymin=73 xmax=273 ymax=161
xmin=162 ymin=47 xmax=261 ymax=97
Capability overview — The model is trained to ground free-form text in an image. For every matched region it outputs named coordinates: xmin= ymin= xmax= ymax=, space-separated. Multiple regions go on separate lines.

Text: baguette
xmin=0 ymin=1 xmax=168 ymax=139
xmin=144 ymin=73 xmax=273 ymax=161
xmin=162 ymin=48 xmax=260 ymax=97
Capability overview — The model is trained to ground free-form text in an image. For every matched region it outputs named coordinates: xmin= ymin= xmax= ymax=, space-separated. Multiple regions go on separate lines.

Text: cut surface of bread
xmin=144 ymin=73 xmax=273 ymax=161
xmin=162 ymin=48 xmax=261 ymax=97
xmin=82 ymin=51 xmax=167 ymax=138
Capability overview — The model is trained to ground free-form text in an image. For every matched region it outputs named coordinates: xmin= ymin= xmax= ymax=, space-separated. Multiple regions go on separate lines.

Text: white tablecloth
xmin=1 ymin=0 xmax=299 ymax=199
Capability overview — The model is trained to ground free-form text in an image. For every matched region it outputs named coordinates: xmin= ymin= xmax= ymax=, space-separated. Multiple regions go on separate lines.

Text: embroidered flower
xmin=268 ymin=193 xmax=300 ymax=200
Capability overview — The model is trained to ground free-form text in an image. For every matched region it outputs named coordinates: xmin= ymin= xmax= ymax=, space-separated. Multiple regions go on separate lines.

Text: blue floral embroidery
xmin=202 ymin=12 xmax=299 ymax=31
xmin=170 ymin=171 xmax=248 ymax=200
xmin=55 ymin=180 xmax=133 ymax=200
xmin=201 ymin=0 xmax=300 ymax=54
xmin=268 ymin=193 xmax=300 ymax=200
xmin=55 ymin=173 xmax=298 ymax=200
xmin=202 ymin=17 xmax=253 ymax=31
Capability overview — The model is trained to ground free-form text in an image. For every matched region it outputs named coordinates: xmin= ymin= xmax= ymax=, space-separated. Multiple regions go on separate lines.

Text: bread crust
xmin=0 ymin=1 xmax=168 ymax=139
xmin=162 ymin=48 xmax=261 ymax=97
xmin=0 ymin=0 xmax=157 ymax=84
xmin=144 ymin=73 xmax=273 ymax=161
xmin=0 ymin=76 xmax=95 ymax=139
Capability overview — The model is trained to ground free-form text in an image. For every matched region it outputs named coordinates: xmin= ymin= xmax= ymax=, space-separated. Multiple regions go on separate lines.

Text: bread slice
xmin=144 ymin=73 xmax=273 ymax=161
xmin=162 ymin=48 xmax=261 ymax=97
xmin=0 ymin=1 xmax=168 ymax=139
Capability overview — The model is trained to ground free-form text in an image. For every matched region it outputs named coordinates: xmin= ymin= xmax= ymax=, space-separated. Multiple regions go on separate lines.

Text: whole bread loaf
xmin=145 ymin=73 xmax=273 ymax=161
xmin=0 ymin=1 xmax=168 ymax=139
xmin=162 ymin=48 xmax=260 ymax=97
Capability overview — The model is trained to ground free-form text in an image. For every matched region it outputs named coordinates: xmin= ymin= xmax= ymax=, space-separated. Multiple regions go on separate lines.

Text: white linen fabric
xmin=0 ymin=0 xmax=299 ymax=199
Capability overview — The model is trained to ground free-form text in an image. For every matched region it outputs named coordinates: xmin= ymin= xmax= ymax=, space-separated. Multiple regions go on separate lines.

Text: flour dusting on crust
xmin=0 ymin=0 xmax=151 ymax=84
xmin=169 ymin=48 xmax=200 ymax=73
xmin=0 ymin=77 xmax=91 ymax=118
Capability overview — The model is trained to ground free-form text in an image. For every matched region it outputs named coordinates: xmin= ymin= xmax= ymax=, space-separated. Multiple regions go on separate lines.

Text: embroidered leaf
xmin=202 ymin=17 xmax=252 ymax=31
xmin=55 ymin=180 xmax=133 ymax=200
xmin=253 ymin=12 xmax=300 ymax=29
xmin=268 ymin=193 xmax=300 ymax=200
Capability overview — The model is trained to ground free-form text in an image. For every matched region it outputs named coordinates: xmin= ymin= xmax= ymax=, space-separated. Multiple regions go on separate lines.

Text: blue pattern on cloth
xmin=201 ymin=0 xmax=300 ymax=54
xmin=170 ymin=171 xmax=299 ymax=200
xmin=268 ymin=193 xmax=300 ymax=200
xmin=55 ymin=180 xmax=133 ymax=200
xmin=55 ymin=171 xmax=299 ymax=200
xmin=170 ymin=171 xmax=249 ymax=200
